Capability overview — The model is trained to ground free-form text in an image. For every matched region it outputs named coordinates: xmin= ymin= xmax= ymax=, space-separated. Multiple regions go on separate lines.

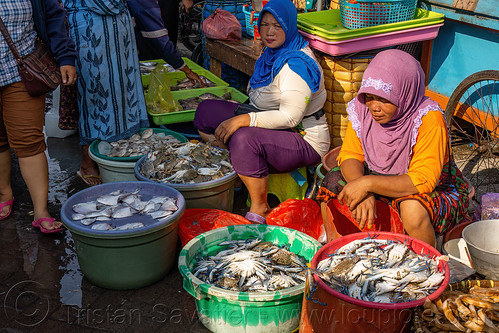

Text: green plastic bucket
xmin=61 ymin=181 xmax=186 ymax=290
xmin=135 ymin=155 xmax=238 ymax=211
xmin=178 ymin=224 xmax=322 ymax=332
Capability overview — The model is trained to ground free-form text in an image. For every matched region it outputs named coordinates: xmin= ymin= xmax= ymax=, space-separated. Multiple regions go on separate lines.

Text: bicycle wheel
xmin=444 ymin=70 xmax=499 ymax=203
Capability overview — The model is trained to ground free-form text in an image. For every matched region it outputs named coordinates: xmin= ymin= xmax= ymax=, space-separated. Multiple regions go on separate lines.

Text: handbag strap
xmin=0 ymin=16 xmax=24 ymax=66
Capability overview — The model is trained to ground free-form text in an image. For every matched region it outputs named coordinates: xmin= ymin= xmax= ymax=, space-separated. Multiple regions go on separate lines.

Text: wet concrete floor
xmin=0 ymin=133 xmax=234 ymax=332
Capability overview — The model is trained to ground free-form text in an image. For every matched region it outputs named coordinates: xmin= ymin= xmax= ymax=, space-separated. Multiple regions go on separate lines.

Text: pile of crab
xmin=192 ymin=238 xmax=308 ymax=292
xmin=315 ymin=237 xmax=447 ymax=303
xmin=138 ymin=141 xmax=234 ymax=184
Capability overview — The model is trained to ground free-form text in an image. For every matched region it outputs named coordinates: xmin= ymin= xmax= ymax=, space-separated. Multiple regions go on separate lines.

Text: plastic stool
xmin=247 ymin=167 xmax=309 ymax=207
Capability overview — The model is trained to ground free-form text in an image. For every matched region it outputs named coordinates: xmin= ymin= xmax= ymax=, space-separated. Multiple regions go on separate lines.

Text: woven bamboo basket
xmin=412 ymin=279 xmax=499 ymax=333
xmin=319 ymin=56 xmax=372 ymax=148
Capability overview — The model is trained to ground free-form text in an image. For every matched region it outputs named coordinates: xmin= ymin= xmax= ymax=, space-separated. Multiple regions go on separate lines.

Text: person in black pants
xmin=158 ymin=0 xmax=194 ymax=47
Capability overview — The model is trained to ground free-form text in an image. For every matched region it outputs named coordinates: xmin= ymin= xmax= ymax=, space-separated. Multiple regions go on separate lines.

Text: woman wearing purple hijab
xmin=316 ymin=49 xmax=469 ymax=247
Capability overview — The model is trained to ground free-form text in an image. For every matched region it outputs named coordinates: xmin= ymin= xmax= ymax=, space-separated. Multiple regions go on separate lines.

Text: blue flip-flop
xmin=245 ymin=212 xmax=267 ymax=224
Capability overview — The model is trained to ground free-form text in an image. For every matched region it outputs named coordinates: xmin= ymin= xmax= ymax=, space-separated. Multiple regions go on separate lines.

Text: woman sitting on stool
xmin=194 ymin=0 xmax=329 ymax=224
xmin=316 ymin=49 xmax=469 ymax=247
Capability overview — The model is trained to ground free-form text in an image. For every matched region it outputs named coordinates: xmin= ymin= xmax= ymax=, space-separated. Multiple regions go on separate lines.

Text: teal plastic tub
xmin=148 ymin=87 xmax=248 ymax=125
xmin=178 ymin=224 xmax=322 ymax=333
xmin=60 ymin=181 xmax=186 ymax=290
xmin=89 ymin=127 xmax=187 ymax=163
xmin=297 ymin=8 xmax=444 ymax=41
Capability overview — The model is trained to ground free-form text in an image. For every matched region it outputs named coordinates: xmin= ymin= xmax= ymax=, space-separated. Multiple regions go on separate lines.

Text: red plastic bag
xmin=324 ymin=198 xmax=404 ymax=242
xmin=202 ymin=8 xmax=242 ymax=41
xmin=178 ymin=208 xmax=251 ymax=247
xmin=266 ymin=199 xmax=324 ymax=240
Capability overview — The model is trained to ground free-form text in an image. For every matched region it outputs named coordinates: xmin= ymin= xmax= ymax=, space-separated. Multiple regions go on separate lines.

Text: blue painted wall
xmin=428 ymin=19 xmax=499 ymax=97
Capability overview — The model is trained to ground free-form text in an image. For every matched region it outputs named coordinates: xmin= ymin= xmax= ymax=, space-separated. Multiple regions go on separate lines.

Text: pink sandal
xmin=32 ymin=217 xmax=64 ymax=234
xmin=0 ymin=197 xmax=14 ymax=220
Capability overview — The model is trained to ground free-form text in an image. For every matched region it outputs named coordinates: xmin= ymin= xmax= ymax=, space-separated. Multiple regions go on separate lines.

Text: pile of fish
xmin=192 ymin=238 xmax=308 ymax=292
xmin=178 ymin=92 xmax=238 ymax=110
xmin=97 ymin=128 xmax=181 ymax=158
xmin=138 ymin=141 xmax=234 ymax=184
xmin=71 ymin=189 xmax=179 ymax=230
xmin=171 ymin=76 xmax=217 ymax=91
xmin=314 ymin=237 xmax=447 ymax=303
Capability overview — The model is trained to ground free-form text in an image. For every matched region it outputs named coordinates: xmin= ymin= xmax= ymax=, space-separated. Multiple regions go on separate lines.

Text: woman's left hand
xmin=214 ymin=114 xmax=250 ymax=144
xmin=60 ymin=65 xmax=77 ymax=85
xmin=337 ymin=176 xmax=370 ymax=211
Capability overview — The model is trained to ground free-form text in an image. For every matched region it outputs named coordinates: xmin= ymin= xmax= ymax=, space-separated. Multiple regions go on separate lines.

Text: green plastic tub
xmin=178 ymin=224 xmax=322 ymax=333
xmin=297 ymin=8 xmax=444 ymax=41
xmin=148 ymin=87 xmax=248 ymax=125
xmin=61 ymin=181 xmax=186 ymax=290
xmin=89 ymin=127 xmax=188 ymax=163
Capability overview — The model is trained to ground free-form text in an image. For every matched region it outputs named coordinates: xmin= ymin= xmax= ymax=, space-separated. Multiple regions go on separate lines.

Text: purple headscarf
xmin=347 ymin=49 xmax=443 ymax=175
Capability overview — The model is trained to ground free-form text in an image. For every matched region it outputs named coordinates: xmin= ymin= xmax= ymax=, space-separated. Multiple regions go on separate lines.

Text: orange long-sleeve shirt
xmin=337 ymin=110 xmax=449 ymax=194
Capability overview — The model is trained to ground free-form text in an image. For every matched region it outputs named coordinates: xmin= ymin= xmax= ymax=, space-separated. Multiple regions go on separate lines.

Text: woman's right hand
xmin=214 ymin=114 xmax=250 ymax=144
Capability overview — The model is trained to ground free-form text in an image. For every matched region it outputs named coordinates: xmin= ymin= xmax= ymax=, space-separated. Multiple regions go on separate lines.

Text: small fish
xmin=96 ymin=191 xmax=123 ymax=206
xmin=160 ymin=199 xmax=178 ymax=211
xmin=111 ymin=206 xmax=134 ymax=219
xmin=148 ymin=210 xmax=173 ymax=220
xmin=91 ymin=223 xmax=113 ymax=230
xmin=80 ymin=218 xmax=96 ymax=226
xmin=72 ymin=201 xmax=98 ymax=215
xmin=115 ymin=222 xmax=144 ymax=230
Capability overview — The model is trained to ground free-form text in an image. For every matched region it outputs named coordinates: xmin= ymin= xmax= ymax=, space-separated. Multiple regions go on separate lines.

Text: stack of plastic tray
xmin=140 ymin=59 xmax=247 ymax=125
xmin=297 ymin=8 xmax=444 ymax=56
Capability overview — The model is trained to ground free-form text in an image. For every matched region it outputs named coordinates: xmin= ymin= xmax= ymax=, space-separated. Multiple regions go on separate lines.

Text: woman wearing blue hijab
xmin=194 ymin=0 xmax=329 ymax=223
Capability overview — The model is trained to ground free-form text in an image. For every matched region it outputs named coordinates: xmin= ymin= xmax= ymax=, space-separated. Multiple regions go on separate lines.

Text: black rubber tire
xmin=444 ymin=70 xmax=499 ymax=126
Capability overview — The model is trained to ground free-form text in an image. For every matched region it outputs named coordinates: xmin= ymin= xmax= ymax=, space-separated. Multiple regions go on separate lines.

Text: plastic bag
xmin=178 ymin=208 xmax=251 ymax=247
xmin=481 ymin=192 xmax=499 ymax=220
xmin=202 ymin=8 xmax=242 ymax=41
xmin=266 ymin=199 xmax=324 ymax=240
xmin=145 ymin=66 xmax=182 ymax=114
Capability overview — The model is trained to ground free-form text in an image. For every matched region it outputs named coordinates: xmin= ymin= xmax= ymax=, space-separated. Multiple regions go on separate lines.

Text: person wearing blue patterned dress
xmin=62 ymin=0 xmax=149 ymax=185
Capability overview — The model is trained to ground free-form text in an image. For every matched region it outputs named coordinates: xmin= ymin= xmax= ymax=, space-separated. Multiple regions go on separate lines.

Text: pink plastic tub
xmin=300 ymin=23 xmax=443 ymax=56
xmin=300 ymin=231 xmax=449 ymax=333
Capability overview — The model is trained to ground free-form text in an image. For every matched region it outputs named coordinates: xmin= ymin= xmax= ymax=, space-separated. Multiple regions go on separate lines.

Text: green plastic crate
xmin=297 ymin=8 xmax=444 ymax=41
xmin=148 ymin=86 xmax=248 ymax=125
xmin=142 ymin=69 xmax=229 ymax=91
xmin=141 ymin=57 xmax=207 ymax=85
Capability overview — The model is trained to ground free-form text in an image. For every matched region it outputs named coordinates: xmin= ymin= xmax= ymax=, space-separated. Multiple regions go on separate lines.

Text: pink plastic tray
xmin=300 ymin=23 xmax=443 ymax=56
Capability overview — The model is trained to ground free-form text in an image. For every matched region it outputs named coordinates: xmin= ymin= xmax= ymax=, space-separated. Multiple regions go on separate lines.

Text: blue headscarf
xmin=249 ymin=0 xmax=321 ymax=92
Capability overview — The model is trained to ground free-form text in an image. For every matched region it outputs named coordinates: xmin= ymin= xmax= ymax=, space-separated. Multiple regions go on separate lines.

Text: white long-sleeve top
xmin=247 ymin=46 xmax=330 ymax=157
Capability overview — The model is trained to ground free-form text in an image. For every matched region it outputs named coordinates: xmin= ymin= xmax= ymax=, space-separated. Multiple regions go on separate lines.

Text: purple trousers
xmin=194 ymin=100 xmax=321 ymax=178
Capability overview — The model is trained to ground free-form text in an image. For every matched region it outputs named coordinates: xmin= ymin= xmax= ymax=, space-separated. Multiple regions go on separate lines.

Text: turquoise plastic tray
xmin=148 ymin=87 xmax=248 ymax=125
xmin=297 ymin=8 xmax=444 ymax=41
xmin=89 ymin=128 xmax=187 ymax=162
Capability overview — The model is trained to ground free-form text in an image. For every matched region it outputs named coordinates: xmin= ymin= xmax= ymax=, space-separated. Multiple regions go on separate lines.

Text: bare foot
xmin=41 ymin=219 xmax=63 ymax=231
xmin=0 ymin=190 xmax=14 ymax=219
xmin=78 ymin=167 xmax=101 ymax=186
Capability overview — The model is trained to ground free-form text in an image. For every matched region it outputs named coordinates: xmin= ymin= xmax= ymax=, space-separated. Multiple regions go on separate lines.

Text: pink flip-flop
xmin=0 ymin=197 xmax=14 ymax=220
xmin=245 ymin=212 xmax=267 ymax=224
xmin=32 ymin=217 xmax=64 ymax=234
